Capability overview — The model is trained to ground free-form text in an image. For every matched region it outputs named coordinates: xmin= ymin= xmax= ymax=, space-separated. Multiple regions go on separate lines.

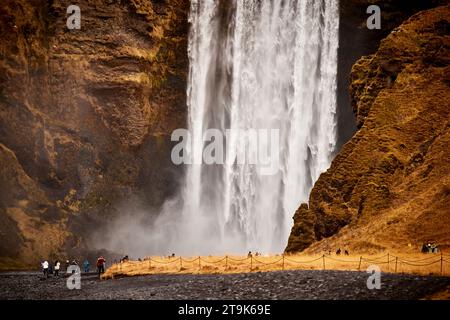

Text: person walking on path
xmin=96 ymin=256 xmax=106 ymax=277
xmin=54 ymin=260 xmax=60 ymax=277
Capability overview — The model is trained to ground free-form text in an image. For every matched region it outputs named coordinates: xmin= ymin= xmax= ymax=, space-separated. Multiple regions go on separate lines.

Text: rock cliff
xmin=287 ymin=5 xmax=450 ymax=254
xmin=0 ymin=0 xmax=189 ymax=268
xmin=336 ymin=0 xmax=448 ymax=146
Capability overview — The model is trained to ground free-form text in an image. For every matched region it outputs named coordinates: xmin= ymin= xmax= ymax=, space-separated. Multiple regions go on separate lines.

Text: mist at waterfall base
xmin=99 ymin=0 xmax=340 ymax=258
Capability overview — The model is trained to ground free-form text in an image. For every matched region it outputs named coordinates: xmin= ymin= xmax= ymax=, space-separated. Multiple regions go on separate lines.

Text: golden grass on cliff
xmin=102 ymin=252 xmax=450 ymax=279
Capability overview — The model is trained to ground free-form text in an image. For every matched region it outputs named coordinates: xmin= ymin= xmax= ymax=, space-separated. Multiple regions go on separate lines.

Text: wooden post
xmin=358 ymin=257 xmax=362 ymax=271
xmin=282 ymin=254 xmax=285 ymax=271
xmin=180 ymin=257 xmax=182 ymax=270
xmin=322 ymin=255 xmax=326 ymax=270
xmin=198 ymin=256 xmax=201 ymax=269
xmin=225 ymin=256 xmax=228 ymax=270
xmin=387 ymin=253 xmax=390 ymax=272
xmin=441 ymin=252 xmax=444 ymax=276
xmin=395 ymin=257 xmax=398 ymax=273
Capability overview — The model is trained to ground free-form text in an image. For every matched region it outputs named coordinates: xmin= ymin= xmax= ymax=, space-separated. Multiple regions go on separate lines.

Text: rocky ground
xmin=0 ymin=270 xmax=449 ymax=300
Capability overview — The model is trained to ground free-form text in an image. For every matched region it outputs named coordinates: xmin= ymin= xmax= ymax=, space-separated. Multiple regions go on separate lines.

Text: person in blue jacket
xmin=83 ymin=259 xmax=90 ymax=273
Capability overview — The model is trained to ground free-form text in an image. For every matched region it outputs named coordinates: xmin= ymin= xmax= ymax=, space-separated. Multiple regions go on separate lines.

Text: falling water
xmin=151 ymin=0 xmax=339 ymax=255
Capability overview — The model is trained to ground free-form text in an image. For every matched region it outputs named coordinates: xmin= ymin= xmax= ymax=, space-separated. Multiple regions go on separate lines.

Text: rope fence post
xmin=282 ymin=254 xmax=285 ymax=271
xmin=322 ymin=255 xmax=326 ymax=270
xmin=198 ymin=256 xmax=201 ymax=269
xmin=180 ymin=257 xmax=182 ymax=271
xmin=225 ymin=256 xmax=228 ymax=270
xmin=387 ymin=253 xmax=390 ymax=272
xmin=395 ymin=257 xmax=398 ymax=273
xmin=358 ymin=256 xmax=362 ymax=271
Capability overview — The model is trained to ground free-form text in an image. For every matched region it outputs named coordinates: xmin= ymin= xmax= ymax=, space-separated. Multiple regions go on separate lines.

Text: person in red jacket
xmin=96 ymin=256 xmax=106 ymax=276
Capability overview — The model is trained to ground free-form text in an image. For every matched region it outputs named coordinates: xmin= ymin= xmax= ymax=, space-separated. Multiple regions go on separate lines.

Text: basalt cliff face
xmin=0 ymin=0 xmax=189 ymax=268
xmin=287 ymin=5 xmax=450 ymax=254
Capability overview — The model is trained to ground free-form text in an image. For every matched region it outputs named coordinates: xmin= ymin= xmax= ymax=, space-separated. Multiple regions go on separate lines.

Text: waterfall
xmin=152 ymin=0 xmax=339 ymax=255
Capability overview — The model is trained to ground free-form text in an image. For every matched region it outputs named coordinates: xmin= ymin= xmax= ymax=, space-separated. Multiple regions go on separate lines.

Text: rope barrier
xmin=199 ymin=257 xmax=227 ymax=264
xmin=227 ymin=257 xmax=251 ymax=262
xmin=181 ymin=258 xmax=201 ymax=263
xmin=149 ymin=258 xmax=180 ymax=265
xmin=326 ymin=256 xmax=361 ymax=263
xmin=397 ymin=259 xmax=442 ymax=267
xmin=108 ymin=252 xmax=450 ymax=276
xmin=362 ymin=260 xmax=389 ymax=265
xmin=284 ymin=256 xmax=323 ymax=264
xmin=252 ymin=257 xmax=284 ymax=266
xmin=394 ymin=255 xmax=444 ymax=263
xmin=360 ymin=256 xmax=390 ymax=262
xmin=360 ymin=253 xmax=390 ymax=261
xmin=361 ymin=258 xmax=397 ymax=264
xmin=357 ymin=254 xmax=394 ymax=266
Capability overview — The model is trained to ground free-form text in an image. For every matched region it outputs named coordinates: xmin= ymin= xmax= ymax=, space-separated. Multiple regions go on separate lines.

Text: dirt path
xmin=0 ymin=270 xmax=449 ymax=300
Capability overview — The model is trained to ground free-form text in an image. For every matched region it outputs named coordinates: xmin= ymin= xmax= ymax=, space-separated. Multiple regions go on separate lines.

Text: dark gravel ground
xmin=0 ymin=270 xmax=449 ymax=300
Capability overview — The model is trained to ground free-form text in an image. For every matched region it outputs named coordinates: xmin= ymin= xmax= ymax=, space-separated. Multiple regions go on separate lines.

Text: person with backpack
xmin=96 ymin=256 xmax=106 ymax=276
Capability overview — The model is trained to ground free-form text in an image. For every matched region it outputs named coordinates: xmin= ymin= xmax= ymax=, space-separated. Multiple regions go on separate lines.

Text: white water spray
xmin=149 ymin=0 xmax=339 ymax=255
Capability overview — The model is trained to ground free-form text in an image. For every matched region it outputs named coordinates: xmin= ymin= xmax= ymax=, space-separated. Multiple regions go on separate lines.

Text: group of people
xmin=333 ymin=248 xmax=350 ymax=256
xmin=422 ymin=243 xmax=439 ymax=254
xmin=40 ymin=256 xmax=107 ymax=277
xmin=41 ymin=260 xmax=61 ymax=278
xmin=247 ymin=251 xmax=262 ymax=258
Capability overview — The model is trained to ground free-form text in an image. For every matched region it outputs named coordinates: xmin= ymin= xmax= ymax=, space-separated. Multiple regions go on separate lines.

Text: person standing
xmin=49 ymin=262 xmax=53 ymax=275
xmin=96 ymin=256 xmax=106 ymax=276
xmin=83 ymin=259 xmax=90 ymax=273
xmin=42 ymin=260 xmax=49 ymax=278
xmin=54 ymin=260 xmax=60 ymax=277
